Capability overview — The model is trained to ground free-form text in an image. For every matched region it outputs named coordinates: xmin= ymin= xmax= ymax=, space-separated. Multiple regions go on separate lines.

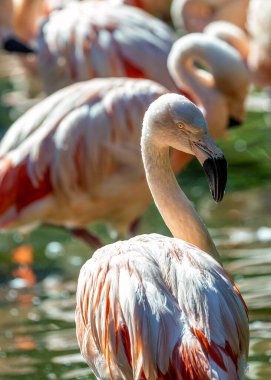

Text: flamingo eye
xmin=178 ymin=123 xmax=185 ymax=130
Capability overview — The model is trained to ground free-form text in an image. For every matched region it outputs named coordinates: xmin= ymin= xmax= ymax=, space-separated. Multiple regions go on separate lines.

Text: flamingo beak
xmin=192 ymin=136 xmax=227 ymax=202
xmin=3 ymin=36 xmax=35 ymax=54
xmin=228 ymin=116 xmax=242 ymax=128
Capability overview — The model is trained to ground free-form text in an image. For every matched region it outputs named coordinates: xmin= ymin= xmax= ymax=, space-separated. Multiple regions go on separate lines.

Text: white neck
xmin=141 ymin=130 xmax=220 ymax=263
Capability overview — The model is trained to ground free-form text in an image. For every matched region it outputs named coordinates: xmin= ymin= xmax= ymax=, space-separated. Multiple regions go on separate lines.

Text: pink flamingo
xmin=170 ymin=0 xmax=249 ymax=33
xmin=0 ymin=79 xmax=168 ymax=245
xmin=1 ymin=1 xmax=175 ymax=94
xmin=35 ymin=1 xmax=177 ymax=94
xmin=76 ymin=93 xmax=249 ymax=379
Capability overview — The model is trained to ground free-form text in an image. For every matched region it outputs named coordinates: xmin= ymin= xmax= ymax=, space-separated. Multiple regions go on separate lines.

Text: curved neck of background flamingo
xmin=168 ymin=38 xmax=216 ymax=113
xmin=141 ymin=127 xmax=220 ymax=263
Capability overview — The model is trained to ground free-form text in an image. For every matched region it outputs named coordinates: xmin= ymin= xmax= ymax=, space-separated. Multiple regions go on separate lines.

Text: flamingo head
xmin=143 ymin=93 xmax=228 ymax=202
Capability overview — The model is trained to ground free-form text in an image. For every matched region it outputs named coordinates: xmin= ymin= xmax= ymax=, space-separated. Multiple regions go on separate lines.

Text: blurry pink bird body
xmin=37 ymin=1 xmax=177 ymax=94
xmin=0 ymin=79 xmax=167 ymax=236
xmin=77 ymin=234 xmax=248 ymax=379
xmin=76 ymin=94 xmax=249 ymax=379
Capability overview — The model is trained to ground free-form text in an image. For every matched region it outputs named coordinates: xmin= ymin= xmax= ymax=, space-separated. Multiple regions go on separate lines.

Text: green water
xmin=0 ymin=75 xmax=270 ymax=380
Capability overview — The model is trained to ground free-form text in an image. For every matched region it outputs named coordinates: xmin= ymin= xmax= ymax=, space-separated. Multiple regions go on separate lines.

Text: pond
xmin=0 ymin=59 xmax=270 ymax=380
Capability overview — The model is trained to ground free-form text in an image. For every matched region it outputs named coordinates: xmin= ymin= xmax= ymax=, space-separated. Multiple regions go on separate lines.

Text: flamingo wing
xmin=76 ymin=233 xmax=249 ymax=379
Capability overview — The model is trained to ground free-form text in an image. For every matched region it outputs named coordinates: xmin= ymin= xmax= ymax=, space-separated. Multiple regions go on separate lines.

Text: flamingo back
xmin=37 ymin=1 xmax=176 ymax=94
xmin=76 ymin=233 xmax=249 ymax=379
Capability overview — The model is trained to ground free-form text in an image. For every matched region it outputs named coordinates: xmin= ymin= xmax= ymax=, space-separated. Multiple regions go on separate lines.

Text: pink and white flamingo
xmin=0 ymin=79 xmax=168 ymax=244
xmin=35 ymin=1 xmax=176 ymax=94
xmin=76 ymin=93 xmax=249 ymax=379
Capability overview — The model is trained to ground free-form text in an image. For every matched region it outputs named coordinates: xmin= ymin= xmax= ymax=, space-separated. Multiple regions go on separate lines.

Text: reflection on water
xmin=0 ymin=57 xmax=271 ymax=380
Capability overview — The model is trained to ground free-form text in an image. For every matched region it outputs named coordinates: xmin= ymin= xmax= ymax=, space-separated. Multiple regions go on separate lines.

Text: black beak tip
xmin=228 ymin=117 xmax=242 ymax=129
xmin=203 ymin=156 xmax=228 ymax=203
xmin=3 ymin=37 xmax=35 ymax=54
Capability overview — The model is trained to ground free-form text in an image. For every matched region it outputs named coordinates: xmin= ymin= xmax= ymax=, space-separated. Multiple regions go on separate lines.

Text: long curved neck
xmin=141 ymin=133 xmax=221 ymax=263
xmin=168 ymin=40 xmax=215 ymax=111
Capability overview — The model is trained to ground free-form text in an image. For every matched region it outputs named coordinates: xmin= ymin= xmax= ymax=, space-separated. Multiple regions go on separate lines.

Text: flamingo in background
xmin=0 ymin=1 xmax=176 ymax=95
xmin=76 ymin=93 xmax=249 ymax=379
xmin=35 ymin=1 xmax=176 ymax=94
xmin=170 ymin=0 xmax=249 ymax=33
xmin=0 ymin=78 xmax=168 ymax=245
xmin=0 ymin=0 xmax=173 ymax=49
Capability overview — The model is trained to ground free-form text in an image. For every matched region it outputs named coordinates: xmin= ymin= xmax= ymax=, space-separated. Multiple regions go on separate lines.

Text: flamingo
xmin=75 ymin=93 xmax=249 ymax=379
xmin=170 ymin=0 xmax=249 ymax=34
xmin=0 ymin=0 xmax=174 ymax=48
xmin=0 ymin=78 xmax=168 ymax=245
xmin=34 ymin=1 xmax=177 ymax=94
xmin=0 ymin=1 xmax=176 ymax=94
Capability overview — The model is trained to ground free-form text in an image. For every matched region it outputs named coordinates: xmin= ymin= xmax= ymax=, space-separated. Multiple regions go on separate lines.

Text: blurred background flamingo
xmin=76 ymin=94 xmax=249 ymax=379
xmin=0 ymin=78 xmax=168 ymax=246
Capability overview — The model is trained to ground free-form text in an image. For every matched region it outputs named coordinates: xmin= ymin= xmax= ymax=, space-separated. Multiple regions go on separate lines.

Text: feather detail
xmin=76 ymin=234 xmax=249 ymax=379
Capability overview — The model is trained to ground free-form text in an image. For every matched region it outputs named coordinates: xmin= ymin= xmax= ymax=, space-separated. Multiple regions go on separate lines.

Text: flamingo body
xmin=0 ymin=78 xmax=167 ymax=235
xmin=76 ymin=233 xmax=248 ymax=379
xmin=37 ymin=2 xmax=176 ymax=94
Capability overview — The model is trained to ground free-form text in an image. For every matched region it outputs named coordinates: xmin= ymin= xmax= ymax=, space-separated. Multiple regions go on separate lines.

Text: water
xmin=0 ymin=62 xmax=270 ymax=380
